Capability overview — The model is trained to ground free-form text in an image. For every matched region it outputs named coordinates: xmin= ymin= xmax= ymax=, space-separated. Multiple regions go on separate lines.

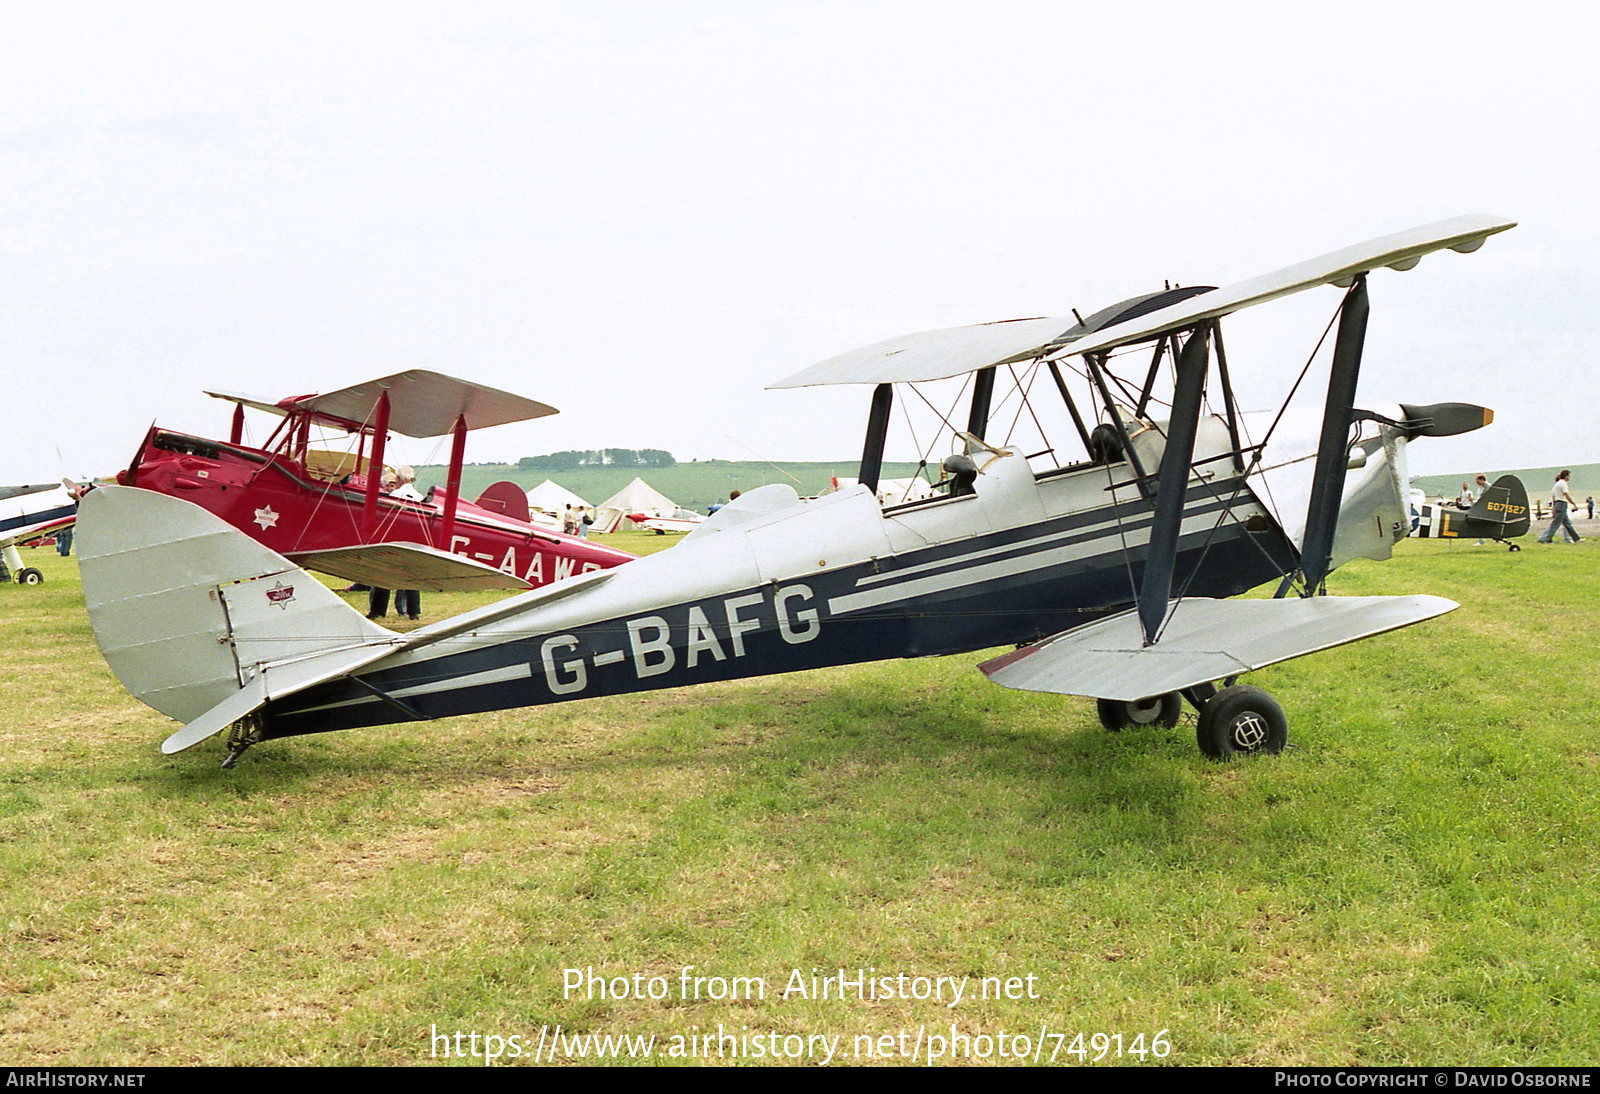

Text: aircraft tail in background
xmin=1467 ymin=475 xmax=1531 ymax=538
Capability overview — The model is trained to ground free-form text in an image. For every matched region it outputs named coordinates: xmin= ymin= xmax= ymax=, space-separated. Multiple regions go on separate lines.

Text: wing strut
xmin=437 ymin=414 xmax=469 ymax=547
xmin=858 ymin=383 xmax=893 ymax=495
xmin=1045 ymin=361 xmax=1095 ymax=455
xmin=1135 ymin=321 xmax=1212 ymax=645
xmin=360 ymin=391 xmax=391 ymax=536
xmin=966 ymin=366 xmax=996 ymax=440
xmin=1292 ymin=275 xmax=1369 ymax=595
xmin=1085 ymin=353 xmax=1152 ymax=497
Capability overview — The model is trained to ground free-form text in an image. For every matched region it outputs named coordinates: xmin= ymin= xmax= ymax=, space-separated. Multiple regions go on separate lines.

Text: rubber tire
xmin=1096 ymin=693 xmax=1182 ymax=731
xmin=1196 ymin=685 xmax=1287 ymax=759
xmin=16 ymin=568 xmax=43 ymax=586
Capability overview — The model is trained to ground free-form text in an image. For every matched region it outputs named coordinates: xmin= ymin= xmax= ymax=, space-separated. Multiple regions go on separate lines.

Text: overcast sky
xmin=1 ymin=1 xmax=1590 ymax=487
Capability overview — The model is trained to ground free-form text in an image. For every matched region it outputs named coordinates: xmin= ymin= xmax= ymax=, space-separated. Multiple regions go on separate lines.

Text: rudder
xmin=1467 ymin=475 xmax=1531 ymax=538
xmin=77 ymin=486 xmax=394 ymax=725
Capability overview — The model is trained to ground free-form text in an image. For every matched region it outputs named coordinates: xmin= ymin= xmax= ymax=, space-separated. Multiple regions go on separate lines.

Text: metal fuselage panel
xmin=123 ymin=428 xmax=632 ymax=585
xmin=259 ymin=441 xmax=1298 ymax=740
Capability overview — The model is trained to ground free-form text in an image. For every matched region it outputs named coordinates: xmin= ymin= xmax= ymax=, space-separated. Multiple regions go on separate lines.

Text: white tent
xmin=594 ymin=478 xmax=677 ymax=534
xmin=830 ymin=475 xmax=937 ymax=507
xmin=525 ymin=479 xmax=591 ymax=514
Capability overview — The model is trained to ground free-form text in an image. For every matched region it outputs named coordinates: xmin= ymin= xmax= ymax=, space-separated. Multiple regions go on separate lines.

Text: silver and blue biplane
xmin=78 ymin=215 xmax=1514 ymax=765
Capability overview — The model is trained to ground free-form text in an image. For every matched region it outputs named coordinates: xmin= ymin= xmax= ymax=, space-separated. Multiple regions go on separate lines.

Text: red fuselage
xmin=120 ymin=427 xmax=634 ymax=585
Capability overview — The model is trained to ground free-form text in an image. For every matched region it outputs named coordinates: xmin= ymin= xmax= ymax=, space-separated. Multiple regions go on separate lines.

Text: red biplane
xmin=116 ymin=370 xmax=635 ymax=592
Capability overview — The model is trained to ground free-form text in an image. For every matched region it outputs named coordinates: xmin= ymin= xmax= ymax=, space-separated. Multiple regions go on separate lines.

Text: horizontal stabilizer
xmin=979 ymin=595 xmax=1457 ymax=701
xmin=287 ymin=542 xmax=533 ymax=592
xmin=159 ymin=638 xmax=409 ymax=754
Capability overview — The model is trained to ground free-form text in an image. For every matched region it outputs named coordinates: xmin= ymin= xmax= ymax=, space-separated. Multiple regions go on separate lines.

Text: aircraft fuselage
xmin=257 ymin=436 xmax=1300 ymax=741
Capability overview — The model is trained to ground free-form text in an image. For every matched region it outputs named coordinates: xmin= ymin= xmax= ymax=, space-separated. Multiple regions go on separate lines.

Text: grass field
xmin=2 ymin=524 xmax=1597 ymax=1066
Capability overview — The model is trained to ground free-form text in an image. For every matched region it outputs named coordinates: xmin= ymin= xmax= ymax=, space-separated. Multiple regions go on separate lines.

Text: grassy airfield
xmin=2 ymin=525 xmax=1597 ymax=1066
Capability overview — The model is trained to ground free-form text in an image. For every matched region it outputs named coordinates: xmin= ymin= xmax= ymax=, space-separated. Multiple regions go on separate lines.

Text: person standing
xmin=368 ymin=586 xmax=421 ymax=621
xmin=1537 ymin=470 xmax=1582 ymax=544
xmin=1472 ymin=474 xmax=1491 ymax=544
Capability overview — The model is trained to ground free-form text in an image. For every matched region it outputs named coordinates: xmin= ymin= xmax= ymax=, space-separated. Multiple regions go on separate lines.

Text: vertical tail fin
xmin=1467 ymin=475 xmax=1531 ymax=538
xmin=77 ymin=487 xmax=395 ymax=729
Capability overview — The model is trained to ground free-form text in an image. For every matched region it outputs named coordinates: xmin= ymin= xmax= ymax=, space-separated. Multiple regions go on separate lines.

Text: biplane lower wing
xmin=978 ymin=595 xmax=1457 ymax=701
xmin=0 ymin=512 xmax=74 ymax=551
xmin=286 ymin=542 xmax=533 ymax=592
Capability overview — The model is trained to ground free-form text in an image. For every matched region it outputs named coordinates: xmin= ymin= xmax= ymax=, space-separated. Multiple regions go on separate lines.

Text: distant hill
xmin=427 ymin=456 xmax=1600 ymax=513
xmin=1413 ymin=462 xmax=1600 ymax=501
xmin=414 ymin=459 xmax=930 ymax=513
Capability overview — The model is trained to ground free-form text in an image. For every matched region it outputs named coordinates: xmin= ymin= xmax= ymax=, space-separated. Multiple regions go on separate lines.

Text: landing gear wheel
xmin=16 ymin=568 xmax=43 ymax=586
xmin=1195 ymin=685 xmax=1287 ymax=759
xmin=1508 ymin=543 xmax=1521 ymax=552
xmin=1096 ymin=693 xmax=1182 ymax=731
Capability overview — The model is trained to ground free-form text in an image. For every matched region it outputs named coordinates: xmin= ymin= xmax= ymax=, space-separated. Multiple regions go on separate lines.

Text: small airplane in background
xmin=1413 ymin=476 xmax=1531 ymax=550
xmin=115 ymin=370 xmax=635 ymax=593
xmin=77 ymin=215 xmax=1515 ymax=767
xmin=0 ymin=482 xmax=81 ymax=585
xmin=624 ymin=507 xmax=706 ymax=535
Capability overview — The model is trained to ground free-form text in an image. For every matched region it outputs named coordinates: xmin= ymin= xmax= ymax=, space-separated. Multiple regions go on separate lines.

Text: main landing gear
xmin=1096 ymin=694 xmax=1182 ymax=730
xmin=1097 ymin=683 xmax=1288 ymax=760
xmin=0 ymin=545 xmax=44 ymax=585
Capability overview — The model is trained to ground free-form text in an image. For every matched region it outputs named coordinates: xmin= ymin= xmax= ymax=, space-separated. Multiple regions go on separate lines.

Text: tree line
xmin=517 ymin=449 xmax=676 ymax=471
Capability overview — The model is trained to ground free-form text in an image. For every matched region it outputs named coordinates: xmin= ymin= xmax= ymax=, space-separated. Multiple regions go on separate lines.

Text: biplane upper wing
xmin=979 ymin=595 xmax=1457 ymax=702
xmin=0 ymin=484 xmax=63 ymax=503
xmin=208 ymin=370 xmax=558 ymax=438
xmin=767 ymin=316 xmax=1078 ymax=389
xmin=768 ymin=216 xmax=1512 ymax=390
xmin=286 ymin=542 xmax=534 ymax=592
xmin=299 ymin=370 xmax=557 ymax=437
xmin=1045 ymin=215 xmax=1515 ymax=360
xmin=204 ymin=389 xmax=291 ymax=418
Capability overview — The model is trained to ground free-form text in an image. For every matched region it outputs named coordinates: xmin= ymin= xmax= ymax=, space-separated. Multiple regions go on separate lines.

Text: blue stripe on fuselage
xmin=259 ymin=505 xmax=1294 ymax=740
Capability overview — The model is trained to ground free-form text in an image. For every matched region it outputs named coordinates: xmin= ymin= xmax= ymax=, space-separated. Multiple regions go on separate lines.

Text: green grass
xmin=2 ymin=529 xmax=1598 ymax=1065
